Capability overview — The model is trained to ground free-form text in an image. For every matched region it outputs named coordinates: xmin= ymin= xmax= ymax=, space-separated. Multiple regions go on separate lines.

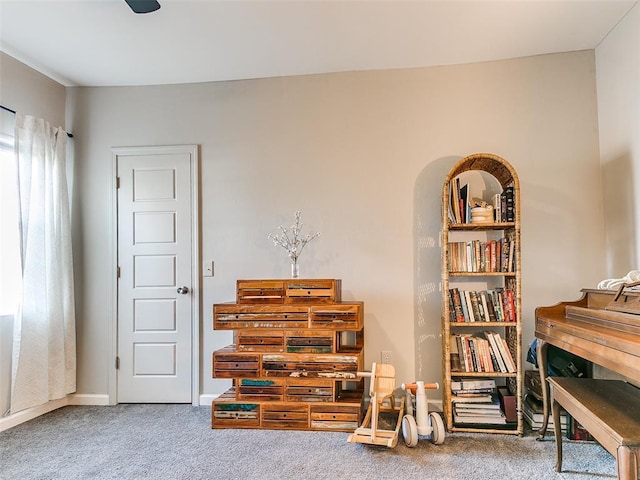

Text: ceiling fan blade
xmin=125 ymin=0 xmax=161 ymax=14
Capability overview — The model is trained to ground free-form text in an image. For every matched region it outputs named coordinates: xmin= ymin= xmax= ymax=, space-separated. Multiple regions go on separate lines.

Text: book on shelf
xmin=447 ymin=288 xmax=517 ymax=323
xmin=448 ymin=238 xmax=516 ymax=274
xmin=450 ymin=333 xmax=515 ymax=373
xmin=451 ymin=379 xmax=507 ymax=424
xmin=453 ymin=406 xmax=507 ymax=425
xmin=449 ymin=288 xmax=465 ymax=323
xmin=450 ymin=178 xmax=474 ymax=224
xmin=451 ymin=378 xmax=496 ymax=391
xmin=503 ymin=185 xmax=515 ymax=222
xmin=492 ymin=193 xmax=502 ymax=222
xmin=460 ymin=183 xmax=469 ymax=224
xmin=470 ymin=291 xmax=483 ymax=322
xmin=451 ymin=178 xmax=461 ymax=223
xmin=483 ymin=331 xmax=516 ymax=373
xmin=448 ymin=182 xmax=457 ymax=223
xmin=449 ymin=334 xmax=462 ymax=372
xmin=484 ymin=332 xmax=507 ymax=373
xmin=454 ymin=414 xmax=507 ymax=425
xmin=500 ymin=337 xmax=517 ymax=372
xmin=453 ymin=398 xmax=501 ymax=411
xmin=456 ymin=407 xmax=504 ymax=416
xmin=523 ymin=393 xmax=567 ymax=433
xmin=451 ymin=393 xmax=494 ymax=403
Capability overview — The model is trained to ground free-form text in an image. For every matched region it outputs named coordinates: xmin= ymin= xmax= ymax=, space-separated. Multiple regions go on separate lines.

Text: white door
xmin=115 ymin=145 xmax=198 ymax=403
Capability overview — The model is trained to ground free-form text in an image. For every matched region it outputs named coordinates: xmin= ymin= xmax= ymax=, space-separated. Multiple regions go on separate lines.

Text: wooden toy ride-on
xmin=347 ymin=362 xmax=405 ymax=448
xmin=401 ymin=381 xmax=446 ymax=447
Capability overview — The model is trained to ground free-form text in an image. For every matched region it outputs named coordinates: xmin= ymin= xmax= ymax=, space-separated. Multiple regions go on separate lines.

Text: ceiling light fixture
xmin=124 ymin=0 xmax=161 ymax=14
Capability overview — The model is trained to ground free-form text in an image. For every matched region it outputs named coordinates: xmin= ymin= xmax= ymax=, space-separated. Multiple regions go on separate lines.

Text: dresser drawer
xmin=261 ymin=403 xmax=309 ymax=430
xmin=236 ymin=330 xmax=285 ymax=352
xmin=211 ymin=391 xmax=261 ymax=428
xmin=214 ymin=304 xmax=309 ymax=329
xmin=212 ymin=349 xmax=260 ymax=378
xmin=237 ymin=378 xmax=284 ymax=401
xmin=285 ymin=330 xmax=335 ymax=354
xmin=262 ymin=353 xmax=360 ymax=379
xmin=310 ymin=303 xmax=363 ymax=330
xmin=284 ymin=279 xmax=341 ymax=303
xmin=237 ymin=280 xmax=285 ymax=304
xmin=310 ymin=404 xmax=362 ymax=431
xmin=286 ymin=379 xmax=334 ymax=402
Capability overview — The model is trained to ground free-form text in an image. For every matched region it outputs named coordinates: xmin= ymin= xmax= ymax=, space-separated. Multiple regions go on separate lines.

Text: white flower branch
xmin=268 ymin=211 xmax=320 ymax=263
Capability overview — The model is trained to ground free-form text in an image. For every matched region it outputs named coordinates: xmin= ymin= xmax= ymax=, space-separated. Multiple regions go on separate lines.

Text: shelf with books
xmin=449 ymin=222 xmax=516 ymax=231
xmin=441 ymin=153 xmax=522 ymax=436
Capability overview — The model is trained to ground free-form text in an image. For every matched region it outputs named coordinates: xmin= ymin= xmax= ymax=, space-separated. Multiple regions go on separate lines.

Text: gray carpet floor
xmin=0 ymin=404 xmax=617 ymax=480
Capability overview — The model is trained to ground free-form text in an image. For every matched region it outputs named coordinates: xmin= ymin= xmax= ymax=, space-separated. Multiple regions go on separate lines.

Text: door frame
xmin=109 ymin=144 xmax=200 ymax=405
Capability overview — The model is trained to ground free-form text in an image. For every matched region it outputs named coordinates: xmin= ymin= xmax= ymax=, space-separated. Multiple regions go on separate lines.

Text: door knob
xmin=177 ymin=286 xmax=189 ymax=294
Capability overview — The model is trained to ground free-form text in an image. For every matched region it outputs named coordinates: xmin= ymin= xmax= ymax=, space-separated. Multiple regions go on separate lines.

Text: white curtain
xmin=11 ymin=113 xmax=76 ymax=413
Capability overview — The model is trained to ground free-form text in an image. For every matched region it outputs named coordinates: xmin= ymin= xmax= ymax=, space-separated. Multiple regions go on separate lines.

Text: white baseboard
xmin=68 ymin=393 xmax=110 ymax=406
xmin=0 ymin=393 xmax=113 ymax=432
xmin=0 ymin=397 xmax=68 ymax=433
xmin=199 ymin=393 xmax=221 ymax=406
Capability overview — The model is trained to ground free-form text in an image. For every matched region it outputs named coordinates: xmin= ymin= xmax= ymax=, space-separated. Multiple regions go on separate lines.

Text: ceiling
xmin=0 ymin=0 xmax=637 ymax=88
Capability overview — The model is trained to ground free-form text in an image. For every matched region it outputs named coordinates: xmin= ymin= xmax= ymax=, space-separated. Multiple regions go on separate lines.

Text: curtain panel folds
xmin=10 ymin=113 xmax=76 ymax=413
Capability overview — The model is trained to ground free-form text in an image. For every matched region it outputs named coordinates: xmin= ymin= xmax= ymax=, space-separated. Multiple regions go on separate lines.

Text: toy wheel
xmin=429 ymin=412 xmax=445 ymax=445
xmin=402 ymin=414 xmax=418 ymax=447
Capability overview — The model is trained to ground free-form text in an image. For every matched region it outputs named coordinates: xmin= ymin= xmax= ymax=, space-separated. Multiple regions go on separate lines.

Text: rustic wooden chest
xmin=212 ymin=278 xmax=364 ymax=432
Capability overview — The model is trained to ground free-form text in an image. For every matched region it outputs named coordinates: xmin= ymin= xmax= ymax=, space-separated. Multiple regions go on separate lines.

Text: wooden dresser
xmin=211 ymin=279 xmax=365 ymax=431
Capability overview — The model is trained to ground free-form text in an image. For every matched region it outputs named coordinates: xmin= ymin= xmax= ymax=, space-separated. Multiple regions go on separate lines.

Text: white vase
xmin=291 ymin=261 xmax=299 ymax=279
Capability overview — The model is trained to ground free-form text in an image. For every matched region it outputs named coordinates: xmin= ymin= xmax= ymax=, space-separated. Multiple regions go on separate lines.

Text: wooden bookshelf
xmin=441 ymin=153 xmax=523 ymax=435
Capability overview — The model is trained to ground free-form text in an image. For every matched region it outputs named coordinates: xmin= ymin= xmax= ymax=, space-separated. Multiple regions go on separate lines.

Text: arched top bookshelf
xmin=440 ymin=152 xmax=523 ymax=436
xmin=444 ymin=153 xmax=519 ymax=190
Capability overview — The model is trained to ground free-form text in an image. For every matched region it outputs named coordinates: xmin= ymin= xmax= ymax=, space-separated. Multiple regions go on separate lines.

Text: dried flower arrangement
xmin=268 ymin=211 xmax=320 ymax=278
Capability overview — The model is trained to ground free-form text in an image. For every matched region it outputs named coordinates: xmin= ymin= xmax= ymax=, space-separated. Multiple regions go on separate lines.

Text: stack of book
xmin=522 ymin=393 xmax=567 ymax=434
xmin=451 ymin=378 xmax=507 ymax=425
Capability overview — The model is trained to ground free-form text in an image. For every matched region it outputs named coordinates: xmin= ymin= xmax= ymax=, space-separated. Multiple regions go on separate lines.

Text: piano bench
xmin=549 ymin=377 xmax=640 ymax=480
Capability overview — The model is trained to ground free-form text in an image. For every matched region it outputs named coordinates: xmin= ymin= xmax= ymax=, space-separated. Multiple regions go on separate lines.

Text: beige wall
xmin=596 ymin=3 xmax=640 ymax=277
xmin=66 ymin=50 xmax=606 ymax=400
xmin=0 ymin=52 xmax=66 ymax=127
xmin=2 ymin=48 xmax=609 ymax=402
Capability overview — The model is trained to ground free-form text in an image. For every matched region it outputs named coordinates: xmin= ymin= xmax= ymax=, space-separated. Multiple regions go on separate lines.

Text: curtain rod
xmin=1 ymin=104 xmax=74 ymax=138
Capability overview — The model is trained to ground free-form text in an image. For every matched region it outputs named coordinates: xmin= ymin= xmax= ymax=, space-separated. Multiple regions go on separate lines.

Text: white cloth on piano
xmin=596 ymin=270 xmax=640 ymax=290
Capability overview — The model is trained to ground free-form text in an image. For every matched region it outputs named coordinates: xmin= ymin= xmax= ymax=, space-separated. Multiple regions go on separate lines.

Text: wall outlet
xmin=381 ymin=350 xmax=393 ymax=365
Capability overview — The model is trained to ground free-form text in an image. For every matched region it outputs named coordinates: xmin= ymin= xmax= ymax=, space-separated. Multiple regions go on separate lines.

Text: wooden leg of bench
xmin=552 ymin=398 xmax=563 ymax=472
xmin=616 ymin=445 xmax=639 ymax=480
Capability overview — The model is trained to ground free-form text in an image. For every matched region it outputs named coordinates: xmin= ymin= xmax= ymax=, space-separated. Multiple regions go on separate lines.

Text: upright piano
xmin=535 ymin=286 xmax=640 ymax=479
